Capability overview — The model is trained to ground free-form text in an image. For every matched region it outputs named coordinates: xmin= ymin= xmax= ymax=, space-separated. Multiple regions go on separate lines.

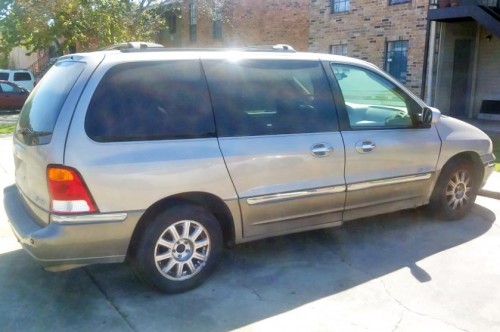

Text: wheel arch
xmin=427 ymin=151 xmax=484 ymax=220
xmin=127 ymin=192 xmax=236 ymax=257
xmin=438 ymin=151 xmax=484 ymax=186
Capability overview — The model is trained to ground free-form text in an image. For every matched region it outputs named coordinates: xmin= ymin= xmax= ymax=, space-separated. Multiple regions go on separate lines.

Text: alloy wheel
xmin=445 ymin=169 xmax=472 ymax=211
xmin=154 ymin=220 xmax=211 ymax=281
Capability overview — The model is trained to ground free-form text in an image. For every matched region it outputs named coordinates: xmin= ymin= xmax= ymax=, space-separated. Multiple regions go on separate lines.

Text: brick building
xmin=161 ymin=0 xmax=429 ymax=95
xmin=159 ymin=0 xmax=310 ymax=51
xmin=160 ymin=0 xmax=500 ymax=120
xmin=310 ymin=0 xmax=500 ymax=120
xmin=309 ymin=0 xmax=429 ymax=97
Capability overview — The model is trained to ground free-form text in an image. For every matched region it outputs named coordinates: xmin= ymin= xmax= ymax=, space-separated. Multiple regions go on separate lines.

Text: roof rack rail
xmin=97 ymin=43 xmax=296 ymax=53
xmin=99 ymin=42 xmax=164 ymax=51
xmin=243 ymin=44 xmax=296 ymax=52
xmin=119 ymin=47 xmax=227 ymax=53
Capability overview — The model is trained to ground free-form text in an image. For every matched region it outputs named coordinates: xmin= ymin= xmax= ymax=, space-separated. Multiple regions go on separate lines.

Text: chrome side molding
xmin=247 ymin=186 xmax=346 ymax=205
xmin=52 ymin=213 xmax=128 ymax=224
xmin=348 ymin=173 xmax=432 ymax=191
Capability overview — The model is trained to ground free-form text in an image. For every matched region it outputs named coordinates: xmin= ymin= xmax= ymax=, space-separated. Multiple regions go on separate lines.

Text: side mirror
xmin=420 ymin=107 xmax=441 ymax=126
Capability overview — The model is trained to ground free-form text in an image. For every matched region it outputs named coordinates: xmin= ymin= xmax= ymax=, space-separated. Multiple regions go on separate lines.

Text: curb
xmin=479 ymin=189 xmax=500 ymax=200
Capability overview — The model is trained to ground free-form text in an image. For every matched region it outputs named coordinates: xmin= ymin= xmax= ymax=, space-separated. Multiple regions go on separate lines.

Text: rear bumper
xmin=3 ymin=184 xmax=140 ymax=271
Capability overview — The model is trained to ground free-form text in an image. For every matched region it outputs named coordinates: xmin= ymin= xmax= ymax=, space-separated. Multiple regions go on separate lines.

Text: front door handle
xmin=311 ymin=143 xmax=334 ymax=157
xmin=355 ymin=141 xmax=376 ymax=153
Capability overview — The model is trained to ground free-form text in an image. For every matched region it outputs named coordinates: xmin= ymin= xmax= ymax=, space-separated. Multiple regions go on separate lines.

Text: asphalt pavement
xmin=1 ymin=129 xmax=500 ymax=331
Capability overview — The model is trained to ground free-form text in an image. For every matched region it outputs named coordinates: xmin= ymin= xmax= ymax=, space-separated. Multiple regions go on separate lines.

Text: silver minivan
xmin=4 ymin=46 xmax=495 ymax=293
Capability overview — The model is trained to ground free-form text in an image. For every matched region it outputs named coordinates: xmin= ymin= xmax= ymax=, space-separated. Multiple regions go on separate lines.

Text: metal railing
xmin=25 ymin=52 xmax=58 ymax=79
xmin=25 ymin=53 xmax=48 ymax=75
xmin=431 ymin=0 xmax=499 ymax=8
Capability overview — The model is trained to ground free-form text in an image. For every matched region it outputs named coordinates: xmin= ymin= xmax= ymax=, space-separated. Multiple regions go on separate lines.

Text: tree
xmin=0 ymin=0 xmax=232 ymax=55
xmin=0 ymin=0 xmax=168 ymax=54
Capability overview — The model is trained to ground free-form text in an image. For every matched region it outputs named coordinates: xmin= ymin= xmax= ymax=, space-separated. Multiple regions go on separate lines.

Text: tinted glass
xmin=0 ymin=73 xmax=8 ymax=80
xmin=204 ymin=60 xmax=338 ymax=137
xmin=13 ymin=72 xmax=32 ymax=81
xmin=331 ymin=64 xmax=420 ymax=128
xmin=85 ymin=61 xmax=214 ymax=142
xmin=16 ymin=61 xmax=86 ymax=145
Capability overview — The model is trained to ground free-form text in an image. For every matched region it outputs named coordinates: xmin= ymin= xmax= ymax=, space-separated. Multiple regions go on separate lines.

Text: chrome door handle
xmin=355 ymin=141 xmax=376 ymax=153
xmin=311 ymin=143 xmax=334 ymax=157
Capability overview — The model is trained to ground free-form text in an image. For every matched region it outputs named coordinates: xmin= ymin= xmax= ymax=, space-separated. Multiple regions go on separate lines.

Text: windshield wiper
xmin=17 ymin=128 xmax=52 ymax=137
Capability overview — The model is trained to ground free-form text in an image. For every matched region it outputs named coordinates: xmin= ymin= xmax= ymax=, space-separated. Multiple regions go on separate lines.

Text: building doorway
xmin=449 ymin=39 xmax=472 ymax=118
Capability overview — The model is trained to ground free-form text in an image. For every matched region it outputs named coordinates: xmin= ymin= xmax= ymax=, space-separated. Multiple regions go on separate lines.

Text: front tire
xmin=130 ymin=205 xmax=222 ymax=293
xmin=428 ymin=160 xmax=479 ymax=220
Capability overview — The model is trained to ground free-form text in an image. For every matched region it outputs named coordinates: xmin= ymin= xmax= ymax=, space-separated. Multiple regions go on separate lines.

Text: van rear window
xmin=13 ymin=72 xmax=32 ymax=81
xmin=16 ymin=61 xmax=85 ymax=146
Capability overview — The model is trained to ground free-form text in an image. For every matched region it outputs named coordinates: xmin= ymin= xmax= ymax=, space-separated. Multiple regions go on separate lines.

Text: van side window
xmin=331 ymin=64 xmax=420 ymax=128
xmin=85 ymin=61 xmax=215 ymax=142
xmin=204 ymin=60 xmax=338 ymax=137
xmin=0 ymin=73 xmax=8 ymax=80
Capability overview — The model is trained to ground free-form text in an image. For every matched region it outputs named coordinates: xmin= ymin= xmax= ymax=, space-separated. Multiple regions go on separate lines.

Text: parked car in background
xmin=0 ymin=80 xmax=29 ymax=111
xmin=3 ymin=45 xmax=496 ymax=294
xmin=0 ymin=69 xmax=35 ymax=91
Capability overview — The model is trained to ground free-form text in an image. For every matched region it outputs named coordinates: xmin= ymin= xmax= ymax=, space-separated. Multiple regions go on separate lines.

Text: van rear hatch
xmin=13 ymin=56 xmax=96 ymax=226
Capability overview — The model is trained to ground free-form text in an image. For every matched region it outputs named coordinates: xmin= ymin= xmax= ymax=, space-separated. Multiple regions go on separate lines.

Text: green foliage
xmin=0 ymin=123 xmax=15 ymax=135
xmin=0 ymin=0 xmax=171 ymax=53
xmin=0 ymin=52 xmax=9 ymax=68
xmin=493 ymin=139 xmax=500 ymax=172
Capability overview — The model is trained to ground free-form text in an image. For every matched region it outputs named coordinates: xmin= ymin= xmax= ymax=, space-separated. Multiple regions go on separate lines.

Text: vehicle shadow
xmin=0 ymin=206 xmax=495 ymax=331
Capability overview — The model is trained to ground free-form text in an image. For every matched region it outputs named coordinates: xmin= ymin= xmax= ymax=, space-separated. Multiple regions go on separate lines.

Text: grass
xmin=0 ymin=124 xmax=15 ymax=135
xmin=490 ymin=135 xmax=500 ymax=171
xmin=493 ymin=140 xmax=500 ymax=172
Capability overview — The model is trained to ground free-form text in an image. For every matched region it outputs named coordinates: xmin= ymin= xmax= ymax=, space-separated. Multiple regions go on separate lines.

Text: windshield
xmin=16 ymin=61 xmax=86 ymax=145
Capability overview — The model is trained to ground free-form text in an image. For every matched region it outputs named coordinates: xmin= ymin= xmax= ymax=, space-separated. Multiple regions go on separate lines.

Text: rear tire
xmin=130 ymin=204 xmax=222 ymax=293
xmin=428 ymin=159 xmax=479 ymax=220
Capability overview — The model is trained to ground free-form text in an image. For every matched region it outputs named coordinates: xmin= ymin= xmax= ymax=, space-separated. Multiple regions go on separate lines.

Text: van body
xmin=3 ymin=46 xmax=495 ymax=293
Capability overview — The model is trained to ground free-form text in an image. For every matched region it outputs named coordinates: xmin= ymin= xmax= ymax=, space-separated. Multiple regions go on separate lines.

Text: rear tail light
xmin=47 ymin=165 xmax=98 ymax=214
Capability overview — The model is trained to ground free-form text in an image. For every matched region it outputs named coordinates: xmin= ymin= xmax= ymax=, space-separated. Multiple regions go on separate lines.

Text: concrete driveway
xmin=1 ymin=135 xmax=499 ymax=332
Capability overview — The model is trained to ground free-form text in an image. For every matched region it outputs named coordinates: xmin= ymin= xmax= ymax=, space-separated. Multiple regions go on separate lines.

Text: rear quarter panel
xmin=64 ymin=54 xmax=238 ymax=214
xmin=13 ymin=55 xmax=105 ymax=224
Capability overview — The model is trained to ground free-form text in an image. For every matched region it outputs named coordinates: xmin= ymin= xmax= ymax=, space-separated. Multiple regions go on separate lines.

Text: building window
xmin=330 ymin=44 xmax=348 ymax=56
xmin=389 ymin=0 xmax=410 ymax=4
xmin=385 ymin=40 xmax=408 ymax=84
xmin=213 ymin=5 xmax=222 ymax=40
xmin=331 ymin=0 xmax=350 ymax=13
xmin=189 ymin=2 xmax=197 ymax=42
xmin=168 ymin=13 xmax=177 ymax=34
